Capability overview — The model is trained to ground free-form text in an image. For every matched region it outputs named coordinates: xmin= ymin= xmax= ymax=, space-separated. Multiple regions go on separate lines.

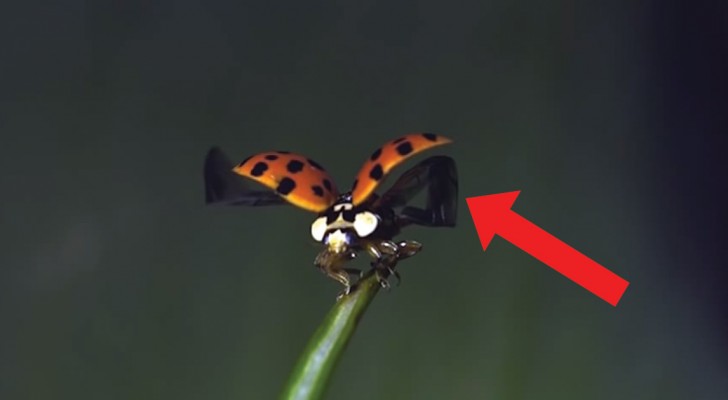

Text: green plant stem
xmin=279 ymin=272 xmax=383 ymax=400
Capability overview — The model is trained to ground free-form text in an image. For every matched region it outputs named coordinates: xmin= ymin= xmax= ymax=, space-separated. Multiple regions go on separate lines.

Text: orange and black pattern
xmin=232 ymin=151 xmax=339 ymax=213
xmin=350 ymin=133 xmax=452 ymax=206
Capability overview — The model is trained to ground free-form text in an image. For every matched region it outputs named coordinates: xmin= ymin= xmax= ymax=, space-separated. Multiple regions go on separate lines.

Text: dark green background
xmin=2 ymin=1 xmax=726 ymax=399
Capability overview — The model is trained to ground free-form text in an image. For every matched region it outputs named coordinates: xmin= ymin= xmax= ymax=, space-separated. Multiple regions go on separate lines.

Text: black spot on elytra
xmin=396 ymin=142 xmax=413 ymax=156
xmin=370 ymin=148 xmax=382 ymax=161
xmin=352 ymin=179 xmax=358 ymax=190
xmin=369 ymin=164 xmax=384 ymax=181
xmin=312 ymin=185 xmax=324 ymax=197
xmin=393 ymin=137 xmax=407 ymax=144
xmin=251 ymin=162 xmax=268 ymax=177
xmin=323 ymin=179 xmax=332 ymax=191
xmin=276 ymin=177 xmax=296 ymax=195
xmin=307 ymin=158 xmax=324 ymax=170
xmin=287 ymin=160 xmax=304 ymax=173
xmin=422 ymin=133 xmax=438 ymax=141
xmin=264 ymin=154 xmax=278 ymax=161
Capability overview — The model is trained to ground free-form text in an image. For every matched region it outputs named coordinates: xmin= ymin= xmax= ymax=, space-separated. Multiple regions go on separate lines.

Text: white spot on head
xmin=325 ymin=229 xmax=350 ymax=253
xmin=311 ymin=216 xmax=327 ymax=241
xmin=353 ymin=211 xmax=379 ymax=237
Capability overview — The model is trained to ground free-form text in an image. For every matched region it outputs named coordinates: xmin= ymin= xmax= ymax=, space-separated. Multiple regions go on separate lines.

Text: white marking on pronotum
xmin=333 ymin=203 xmax=353 ymax=212
xmin=310 ymin=216 xmax=327 ymax=241
xmin=353 ymin=211 xmax=378 ymax=237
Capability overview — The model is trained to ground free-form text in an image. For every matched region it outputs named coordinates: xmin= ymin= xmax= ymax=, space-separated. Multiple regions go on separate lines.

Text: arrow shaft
xmin=498 ymin=210 xmax=629 ymax=306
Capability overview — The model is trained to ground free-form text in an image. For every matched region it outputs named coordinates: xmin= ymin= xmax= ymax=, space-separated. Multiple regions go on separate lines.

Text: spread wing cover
xmin=204 ymin=147 xmax=287 ymax=207
xmin=230 ymin=150 xmax=339 ymax=213
xmin=350 ymin=133 xmax=452 ymax=206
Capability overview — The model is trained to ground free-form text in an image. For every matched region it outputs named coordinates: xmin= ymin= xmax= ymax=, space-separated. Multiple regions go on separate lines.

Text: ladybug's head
xmin=321 ymin=228 xmax=354 ymax=254
xmin=310 ymin=197 xmax=379 ymax=253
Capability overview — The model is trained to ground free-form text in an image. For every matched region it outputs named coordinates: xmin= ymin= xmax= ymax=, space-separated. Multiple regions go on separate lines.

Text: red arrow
xmin=465 ymin=191 xmax=629 ymax=306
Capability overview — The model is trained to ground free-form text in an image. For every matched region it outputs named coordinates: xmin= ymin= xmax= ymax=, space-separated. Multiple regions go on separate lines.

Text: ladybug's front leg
xmin=362 ymin=238 xmax=424 ymax=289
xmin=381 ymin=240 xmax=423 ymax=287
xmin=315 ymin=249 xmax=356 ymax=299
xmin=396 ymin=240 xmax=423 ymax=259
xmin=363 ymin=241 xmax=393 ymax=288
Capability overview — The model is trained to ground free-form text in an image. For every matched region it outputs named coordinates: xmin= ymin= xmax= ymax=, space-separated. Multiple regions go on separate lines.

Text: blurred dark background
xmin=1 ymin=1 xmax=726 ymax=399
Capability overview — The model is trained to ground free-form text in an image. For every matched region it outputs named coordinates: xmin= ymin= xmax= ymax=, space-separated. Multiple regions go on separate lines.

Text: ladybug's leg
xmin=363 ymin=240 xmax=402 ymax=289
xmin=378 ymin=241 xmax=402 ymax=287
xmin=331 ymin=271 xmax=352 ymax=299
xmin=363 ymin=241 xmax=389 ymax=288
xmin=376 ymin=156 xmax=458 ymax=228
xmin=397 ymin=240 xmax=422 ymax=259
xmin=314 ymin=249 xmax=354 ymax=299
xmin=378 ymin=240 xmax=422 ymax=287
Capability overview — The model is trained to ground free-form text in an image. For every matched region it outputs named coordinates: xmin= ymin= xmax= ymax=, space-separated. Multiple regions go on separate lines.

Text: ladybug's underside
xmin=310 ymin=154 xmax=458 ymax=296
xmin=203 ymin=133 xmax=458 ymax=298
xmin=312 ymin=236 xmax=423 ymax=296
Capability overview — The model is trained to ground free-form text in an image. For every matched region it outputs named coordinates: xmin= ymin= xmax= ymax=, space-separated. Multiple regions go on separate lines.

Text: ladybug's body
xmin=204 ymin=133 xmax=458 ymax=297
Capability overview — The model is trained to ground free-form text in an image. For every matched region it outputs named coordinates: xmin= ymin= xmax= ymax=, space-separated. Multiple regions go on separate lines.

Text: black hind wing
xmin=204 ymin=147 xmax=286 ymax=206
xmin=376 ymin=155 xmax=458 ymax=227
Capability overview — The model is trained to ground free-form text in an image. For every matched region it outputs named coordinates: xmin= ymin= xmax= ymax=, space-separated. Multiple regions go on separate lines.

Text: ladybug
xmin=204 ymin=133 xmax=458 ymax=297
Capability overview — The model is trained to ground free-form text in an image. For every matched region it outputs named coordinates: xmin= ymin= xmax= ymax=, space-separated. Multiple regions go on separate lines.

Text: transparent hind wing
xmin=377 ymin=155 xmax=458 ymax=227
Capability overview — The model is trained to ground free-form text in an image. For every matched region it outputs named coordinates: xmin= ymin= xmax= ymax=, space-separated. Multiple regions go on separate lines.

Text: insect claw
xmin=336 ymin=284 xmax=352 ymax=301
xmin=371 ymin=260 xmax=401 ymax=290
xmin=397 ymin=240 xmax=422 ymax=259
xmin=390 ymin=268 xmax=401 ymax=287
xmin=380 ymin=240 xmax=399 ymax=256
xmin=381 ymin=264 xmax=401 ymax=287
xmin=376 ymin=270 xmax=392 ymax=290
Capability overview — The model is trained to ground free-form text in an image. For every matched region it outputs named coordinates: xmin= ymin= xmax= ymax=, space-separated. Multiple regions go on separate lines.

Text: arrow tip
xmin=465 ymin=191 xmax=521 ymax=250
